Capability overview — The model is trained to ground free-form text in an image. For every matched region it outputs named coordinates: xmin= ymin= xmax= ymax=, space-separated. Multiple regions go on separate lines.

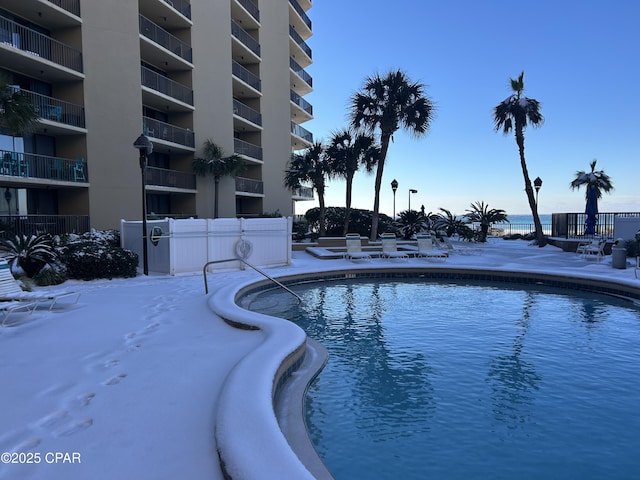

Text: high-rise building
xmin=0 ymin=0 xmax=314 ymax=232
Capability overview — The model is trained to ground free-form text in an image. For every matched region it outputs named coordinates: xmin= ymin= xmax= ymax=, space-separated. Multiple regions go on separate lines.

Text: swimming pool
xmin=248 ymin=277 xmax=640 ymax=480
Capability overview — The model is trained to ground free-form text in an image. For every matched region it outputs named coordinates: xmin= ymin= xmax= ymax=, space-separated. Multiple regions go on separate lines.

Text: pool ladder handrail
xmin=202 ymin=258 xmax=302 ymax=303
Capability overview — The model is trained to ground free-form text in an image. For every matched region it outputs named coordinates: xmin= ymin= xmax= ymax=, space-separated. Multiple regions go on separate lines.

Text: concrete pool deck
xmin=1 ymin=238 xmax=638 ymax=480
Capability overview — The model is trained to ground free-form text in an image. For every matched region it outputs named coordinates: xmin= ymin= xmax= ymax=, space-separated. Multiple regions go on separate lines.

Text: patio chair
xmin=0 ymin=259 xmax=81 ymax=310
xmin=1 ymin=300 xmax=36 ymax=326
xmin=416 ymin=234 xmax=448 ymax=261
xmin=576 ymin=237 xmax=606 ymax=261
xmin=440 ymin=235 xmax=479 ymax=255
xmin=380 ymin=233 xmax=409 ymax=260
xmin=344 ymin=234 xmax=371 ymax=262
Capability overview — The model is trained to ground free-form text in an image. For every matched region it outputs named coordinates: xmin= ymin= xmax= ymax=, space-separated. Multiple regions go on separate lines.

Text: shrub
xmin=0 ymin=233 xmax=57 ymax=277
xmin=32 ymin=261 xmax=68 ymax=286
xmin=56 ymin=230 xmax=138 ymax=280
xmin=304 ymin=207 xmax=395 ymax=237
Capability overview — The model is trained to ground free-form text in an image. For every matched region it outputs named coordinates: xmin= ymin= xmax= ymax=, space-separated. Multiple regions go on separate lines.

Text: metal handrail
xmin=202 ymin=258 xmax=302 ymax=303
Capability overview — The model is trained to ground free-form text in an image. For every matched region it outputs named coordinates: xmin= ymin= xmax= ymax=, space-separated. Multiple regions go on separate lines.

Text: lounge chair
xmin=0 ymin=259 xmax=81 ymax=310
xmin=576 ymin=237 xmax=606 ymax=261
xmin=380 ymin=233 xmax=409 ymax=260
xmin=1 ymin=300 xmax=36 ymax=326
xmin=416 ymin=234 xmax=448 ymax=261
xmin=439 ymin=235 xmax=479 ymax=255
xmin=344 ymin=234 xmax=372 ymax=262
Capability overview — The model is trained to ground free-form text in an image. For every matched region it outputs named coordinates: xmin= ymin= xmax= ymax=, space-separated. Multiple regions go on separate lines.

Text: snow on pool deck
xmin=0 ymin=240 xmax=638 ymax=480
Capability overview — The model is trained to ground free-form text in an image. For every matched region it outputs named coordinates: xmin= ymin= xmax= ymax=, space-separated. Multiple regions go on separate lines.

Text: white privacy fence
xmin=121 ymin=217 xmax=293 ymax=275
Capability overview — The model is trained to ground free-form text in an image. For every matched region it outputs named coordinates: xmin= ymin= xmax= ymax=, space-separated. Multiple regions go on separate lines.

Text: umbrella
xmin=584 ymin=186 xmax=598 ymax=235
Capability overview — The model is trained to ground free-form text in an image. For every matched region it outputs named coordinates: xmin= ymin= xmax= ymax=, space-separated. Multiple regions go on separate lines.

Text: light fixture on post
xmin=391 ymin=179 xmax=398 ymax=219
xmin=408 ymin=188 xmax=418 ymax=212
xmin=533 ymin=176 xmax=543 ymax=207
xmin=133 ymin=133 xmax=153 ymax=275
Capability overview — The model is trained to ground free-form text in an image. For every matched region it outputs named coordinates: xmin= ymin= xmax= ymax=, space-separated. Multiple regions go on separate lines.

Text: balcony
xmin=232 ymin=60 xmax=261 ymax=94
xmin=231 ymin=20 xmax=260 ymax=59
xmin=233 ymin=99 xmax=262 ymax=127
xmin=290 ymin=57 xmax=312 ymax=94
xmin=141 ymin=66 xmax=194 ymax=110
xmin=290 ymin=90 xmax=312 ymax=120
xmin=289 ymin=25 xmax=311 ymax=64
xmin=289 ymin=0 xmax=312 ymax=36
xmin=233 ymin=138 xmax=262 ymax=162
xmin=139 ymin=0 xmax=192 ymax=29
xmin=291 ymin=121 xmax=313 ymax=142
xmin=235 ymin=176 xmax=263 ymax=196
xmin=1 ymin=150 xmax=88 ymax=184
xmin=143 ymin=117 xmax=195 ymax=150
xmin=292 ymin=185 xmax=314 ymax=200
xmin=0 ymin=214 xmax=90 ymax=238
xmin=145 ymin=166 xmax=196 ymax=191
xmin=232 ymin=0 xmax=260 ymax=25
xmin=0 ymin=15 xmax=83 ymax=80
xmin=6 ymin=1 xmax=81 ymax=28
xmin=139 ymin=15 xmax=192 ymax=67
xmin=22 ymin=90 xmax=85 ymax=129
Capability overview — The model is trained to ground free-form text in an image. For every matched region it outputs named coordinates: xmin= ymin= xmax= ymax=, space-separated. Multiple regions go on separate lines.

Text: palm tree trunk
xmin=515 ymin=129 xmax=546 ymax=247
xmin=370 ymin=133 xmax=391 ymax=240
xmin=317 ymin=180 xmax=326 ymax=237
xmin=343 ymin=172 xmax=355 ymax=235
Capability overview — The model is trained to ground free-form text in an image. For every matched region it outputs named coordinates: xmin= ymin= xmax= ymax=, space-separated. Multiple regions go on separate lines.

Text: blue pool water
xmin=247 ymin=278 xmax=640 ymax=480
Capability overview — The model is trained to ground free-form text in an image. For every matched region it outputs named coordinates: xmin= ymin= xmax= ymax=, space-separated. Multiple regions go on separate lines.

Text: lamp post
xmin=533 ymin=176 xmax=543 ymax=207
xmin=408 ymin=188 xmax=418 ymax=212
xmin=133 ymin=134 xmax=153 ymax=275
xmin=391 ymin=179 xmax=398 ymax=219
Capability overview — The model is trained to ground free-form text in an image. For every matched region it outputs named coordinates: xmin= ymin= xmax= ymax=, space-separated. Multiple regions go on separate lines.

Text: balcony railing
xmin=236 ymin=0 xmax=260 ymax=22
xmin=0 ymin=15 xmax=83 ymax=73
xmin=1 ymin=150 xmax=88 ymax=183
xmin=143 ymin=117 xmax=195 ymax=148
xmin=232 ymin=60 xmax=261 ymax=92
xmin=0 ymin=214 xmax=90 ymax=238
xmin=161 ymin=0 xmax=191 ymax=19
xmin=231 ymin=20 xmax=260 ymax=57
xmin=235 ymin=176 xmax=263 ymax=195
xmin=291 ymin=122 xmax=313 ymax=143
xmin=289 ymin=0 xmax=312 ymax=30
xmin=233 ymin=99 xmax=262 ymax=126
xmin=290 ymin=90 xmax=312 ymax=115
xmin=289 ymin=25 xmax=311 ymax=59
xmin=290 ymin=57 xmax=312 ymax=87
xmin=145 ymin=166 xmax=196 ymax=190
xmin=46 ymin=0 xmax=81 ymax=17
xmin=292 ymin=186 xmax=313 ymax=200
xmin=233 ymin=138 xmax=262 ymax=161
xmin=22 ymin=90 xmax=85 ymax=128
xmin=141 ymin=66 xmax=193 ymax=105
xmin=139 ymin=15 xmax=192 ymax=63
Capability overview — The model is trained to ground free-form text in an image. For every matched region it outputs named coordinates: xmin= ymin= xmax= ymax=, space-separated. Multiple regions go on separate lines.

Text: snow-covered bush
xmin=56 ymin=230 xmax=138 ymax=280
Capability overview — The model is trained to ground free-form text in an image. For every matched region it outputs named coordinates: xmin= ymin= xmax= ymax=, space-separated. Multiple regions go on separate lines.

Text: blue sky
xmin=300 ymin=1 xmax=639 ymax=217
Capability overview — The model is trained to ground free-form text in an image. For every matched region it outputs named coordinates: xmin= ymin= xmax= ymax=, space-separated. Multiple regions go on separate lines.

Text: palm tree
xmin=192 ymin=140 xmax=244 ymax=218
xmin=284 ymin=142 xmax=330 ymax=236
xmin=350 ymin=70 xmax=435 ymax=240
xmin=465 ymin=201 xmax=508 ymax=242
xmin=0 ymin=75 xmax=39 ymax=142
xmin=325 ymin=129 xmax=379 ymax=235
xmin=570 ymin=159 xmax=614 ymax=235
xmin=434 ymin=208 xmax=473 ymax=238
xmin=395 ymin=209 xmax=429 ymax=240
xmin=494 ymin=71 xmax=546 ymax=247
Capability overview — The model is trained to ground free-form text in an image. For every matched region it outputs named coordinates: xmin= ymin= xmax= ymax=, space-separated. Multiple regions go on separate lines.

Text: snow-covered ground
xmin=1 ymin=240 xmax=638 ymax=480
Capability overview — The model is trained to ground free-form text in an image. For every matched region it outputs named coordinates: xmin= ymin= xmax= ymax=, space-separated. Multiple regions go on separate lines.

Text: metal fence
xmin=0 ymin=215 xmax=90 ymax=238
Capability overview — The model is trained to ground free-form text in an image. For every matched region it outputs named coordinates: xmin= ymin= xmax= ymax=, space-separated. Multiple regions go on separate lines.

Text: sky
xmin=299 ymin=0 xmax=639 ymax=217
